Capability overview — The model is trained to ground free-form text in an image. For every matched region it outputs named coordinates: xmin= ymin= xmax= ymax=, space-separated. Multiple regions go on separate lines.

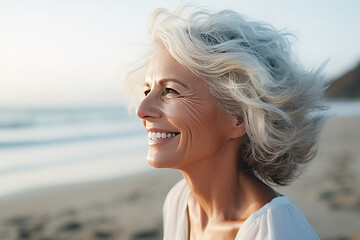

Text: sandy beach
xmin=0 ymin=116 xmax=359 ymax=240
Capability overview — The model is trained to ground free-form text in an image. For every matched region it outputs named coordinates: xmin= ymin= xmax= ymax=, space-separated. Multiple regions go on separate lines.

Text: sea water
xmin=0 ymin=101 xmax=359 ymax=198
xmin=0 ymin=106 xmax=148 ymax=198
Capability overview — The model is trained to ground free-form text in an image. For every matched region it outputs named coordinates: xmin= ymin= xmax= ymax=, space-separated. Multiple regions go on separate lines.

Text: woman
xmin=129 ymin=6 xmax=326 ymax=240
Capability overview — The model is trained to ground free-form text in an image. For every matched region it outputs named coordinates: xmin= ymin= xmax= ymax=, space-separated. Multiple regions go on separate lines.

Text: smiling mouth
xmin=147 ymin=131 xmax=180 ymax=141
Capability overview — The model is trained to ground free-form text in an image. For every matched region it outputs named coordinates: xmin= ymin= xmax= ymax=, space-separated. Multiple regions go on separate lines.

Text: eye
xmin=164 ymin=88 xmax=179 ymax=95
xmin=144 ymin=89 xmax=150 ymax=96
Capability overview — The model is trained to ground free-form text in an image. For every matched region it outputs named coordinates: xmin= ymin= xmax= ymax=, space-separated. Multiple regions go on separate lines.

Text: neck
xmin=180 ymin=140 xmax=277 ymax=227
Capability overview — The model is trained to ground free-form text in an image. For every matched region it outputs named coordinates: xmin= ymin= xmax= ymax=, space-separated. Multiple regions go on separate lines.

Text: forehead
xmin=145 ymin=48 xmax=202 ymax=85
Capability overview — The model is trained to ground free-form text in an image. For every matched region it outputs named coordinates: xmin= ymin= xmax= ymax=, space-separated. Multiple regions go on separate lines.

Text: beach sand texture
xmin=0 ymin=116 xmax=359 ymax=240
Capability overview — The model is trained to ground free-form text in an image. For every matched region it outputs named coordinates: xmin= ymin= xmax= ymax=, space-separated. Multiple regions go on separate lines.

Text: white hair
xmin=125 ymin=6 xmax=328 ymax=186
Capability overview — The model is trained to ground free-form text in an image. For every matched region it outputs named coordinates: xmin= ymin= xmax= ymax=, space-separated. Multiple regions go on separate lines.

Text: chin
xmin=147 ymin=157 xmax=169 ymax=169
xmin=147 ymin=156 xmax=182 ymax=170
xmin=147 ymin=159 xmax=163 ymax=168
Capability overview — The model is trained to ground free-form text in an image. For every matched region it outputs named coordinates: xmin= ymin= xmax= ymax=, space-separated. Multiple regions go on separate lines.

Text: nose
xmin=136 ymin=93 xmax=162 ymax=120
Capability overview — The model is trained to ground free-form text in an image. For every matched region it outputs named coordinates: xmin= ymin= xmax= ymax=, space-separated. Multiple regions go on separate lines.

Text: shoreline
xmin=0 ymin=115 xmax=359 ymax=239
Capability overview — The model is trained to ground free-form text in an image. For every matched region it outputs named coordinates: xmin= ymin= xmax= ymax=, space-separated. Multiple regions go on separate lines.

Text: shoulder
xmin=163 ymin=179 xmax=190 ymax=217
xmin=237 ymin=196 xmax=319 ymax=240
xmin=163 ymin=179 xmax=191 ymax=239
xmin=164 ymin=179 xmax=189 ymax=206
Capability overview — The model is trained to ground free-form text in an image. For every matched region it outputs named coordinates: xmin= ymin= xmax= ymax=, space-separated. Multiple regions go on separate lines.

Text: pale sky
xmin=0 ymin=0 xmax=359 ymax=107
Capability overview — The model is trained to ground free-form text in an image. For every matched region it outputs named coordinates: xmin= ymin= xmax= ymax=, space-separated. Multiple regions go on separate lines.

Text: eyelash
xmin=164 ymin=88 xmax=179 ymax=95
xmin=144 ymin=88 xmax=179 ymax=96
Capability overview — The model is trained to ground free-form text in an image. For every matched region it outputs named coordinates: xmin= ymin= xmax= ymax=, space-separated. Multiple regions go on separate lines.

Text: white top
xmin=163 ymin=179 xmax=319 ymax=240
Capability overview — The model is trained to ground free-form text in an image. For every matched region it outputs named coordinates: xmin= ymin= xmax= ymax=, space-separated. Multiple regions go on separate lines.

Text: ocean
xmin=0 ymin=101 xmax=359 ymax=198
xmin=0 ymin=106 xmax=148 ymax=198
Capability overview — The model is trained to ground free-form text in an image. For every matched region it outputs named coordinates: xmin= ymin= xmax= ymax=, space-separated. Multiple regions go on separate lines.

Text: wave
xmin=0 ymin=128 xmax=143 ymax=149
xmin=0 ymin=106 xmax=143 ymax=148
xmin=0 ymin=106 xmax=133 ymax=129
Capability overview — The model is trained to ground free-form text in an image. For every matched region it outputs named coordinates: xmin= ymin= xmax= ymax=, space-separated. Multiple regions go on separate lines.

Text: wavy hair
xmin=125 ymin=7 xmax=328 ymax=186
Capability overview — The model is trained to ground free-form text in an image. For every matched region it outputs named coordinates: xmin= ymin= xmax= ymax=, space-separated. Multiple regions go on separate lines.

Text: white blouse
xmin=163 ymin=179 xmax=319 ymax=240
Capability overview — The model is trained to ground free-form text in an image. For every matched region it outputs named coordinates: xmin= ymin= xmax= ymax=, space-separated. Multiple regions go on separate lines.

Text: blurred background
xmin=0 ymin=0 xmax=359 ymax=240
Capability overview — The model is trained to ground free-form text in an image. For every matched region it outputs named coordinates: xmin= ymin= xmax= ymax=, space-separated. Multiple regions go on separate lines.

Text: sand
xmin=276 ymin=116 xmax=360 ymax=240
xmin=0 ymin=116 xmax=359 ymax=240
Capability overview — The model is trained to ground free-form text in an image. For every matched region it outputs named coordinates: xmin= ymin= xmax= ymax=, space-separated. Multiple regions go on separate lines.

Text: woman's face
xmin=137 ymin=48 xmax=238 ymax=170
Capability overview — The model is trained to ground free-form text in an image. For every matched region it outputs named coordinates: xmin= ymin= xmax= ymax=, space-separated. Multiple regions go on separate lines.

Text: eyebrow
xmin=144 ymin=78 xmax=189 ymax=89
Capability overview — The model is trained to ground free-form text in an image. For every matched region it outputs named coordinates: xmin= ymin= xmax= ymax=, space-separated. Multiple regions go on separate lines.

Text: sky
xmin=0 ymin=0 xmax=359 ymax=107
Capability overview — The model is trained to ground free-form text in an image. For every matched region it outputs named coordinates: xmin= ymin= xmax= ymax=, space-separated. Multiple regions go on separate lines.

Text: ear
xmin=231 ymin=115 xmax=246 ymax=139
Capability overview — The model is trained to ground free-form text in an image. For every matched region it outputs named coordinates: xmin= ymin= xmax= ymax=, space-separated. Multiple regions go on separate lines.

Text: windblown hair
xmin=126 ymin=7 xmax=328 ymax=186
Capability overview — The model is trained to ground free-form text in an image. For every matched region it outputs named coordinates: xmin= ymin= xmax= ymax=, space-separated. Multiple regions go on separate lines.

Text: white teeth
xmin=148 ymin=131 xmax=178 ymax=141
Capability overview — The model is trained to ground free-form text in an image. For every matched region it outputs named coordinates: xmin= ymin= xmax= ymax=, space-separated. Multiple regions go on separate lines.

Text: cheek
xmin=163 ymin=97 xmax=207 ymax=131
xmin=163 ymin=97 xmax=227 ymax=146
